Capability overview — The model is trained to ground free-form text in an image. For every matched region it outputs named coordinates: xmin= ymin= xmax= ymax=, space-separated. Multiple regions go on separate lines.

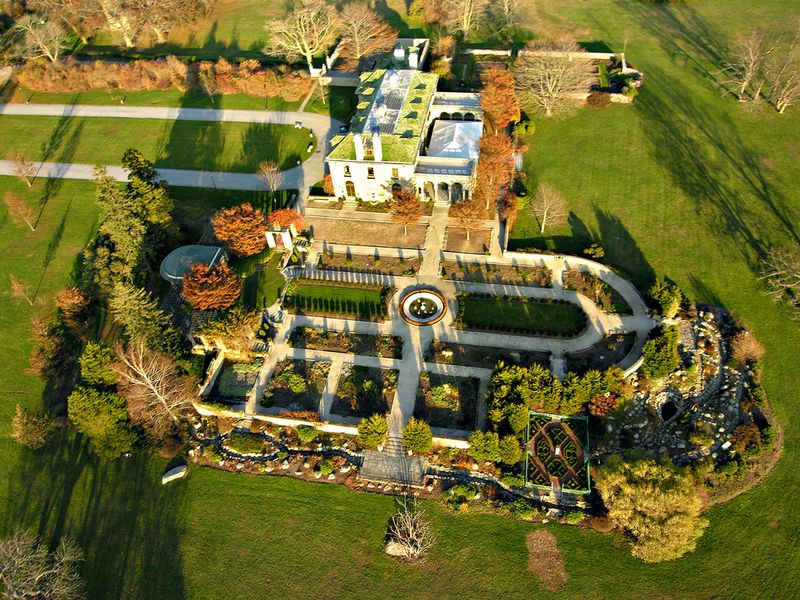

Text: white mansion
xmin=325 ymin=45 xmax=484 ymax=205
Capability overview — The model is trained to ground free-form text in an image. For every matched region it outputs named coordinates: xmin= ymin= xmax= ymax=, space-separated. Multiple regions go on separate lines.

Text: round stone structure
xmin=399 ymin=289 xmax=447 ymax=326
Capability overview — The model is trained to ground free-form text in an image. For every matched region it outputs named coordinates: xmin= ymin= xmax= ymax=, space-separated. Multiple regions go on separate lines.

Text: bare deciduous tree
xmin=488 ymin=0 xmax=520 ymax=39
xmin=530 ymin=183 xmax=568 ymax=234
xmin=0 ymin=530 xmax=83 ymax=600
xmin=761 ymin=247 xmax=800 ymax=316
xmin=3 ymin=192 xmax=36 ymax=231
xmin=257 ymin=160 xmax=284 ymax=193
xmin=768 ymin=32 xmax=800 ymax=114
xmin=14 ymin=15 xmax=69 ymax=63
xmin=197 ymin=61 xmax=219 ymax=104
xmin=29 ymin=0 xmax=100 ymax=44
xmin=8 ymin=152 xmax=36 ymax=188
xmin=386 ymin=499 xmax=434 ymax=560
xmin=9 ymin=275 xmax=34 ymax=306
xmin=515 ymin=40 xmax=594 ymax=116
xmin=264 ymin=0 xmax=340 ymax=74
xmin=112 ymin=339 xmax=196 ymax=438
xmin=722 ymin=30 xmax=772 ymax=103
xmin=441 ymin=0 xmax=488 ymax=40
xmin=339 ymin=4 xmax=396 ymax=69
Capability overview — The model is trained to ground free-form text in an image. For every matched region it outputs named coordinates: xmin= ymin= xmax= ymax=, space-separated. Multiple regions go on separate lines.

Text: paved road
xmin=0 ymin=103 xmax=343 ymax=196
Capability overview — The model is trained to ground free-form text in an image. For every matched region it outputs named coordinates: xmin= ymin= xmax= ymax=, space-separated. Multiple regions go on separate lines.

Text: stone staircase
xmin=358 ymin=435 xmax=428 ymax=486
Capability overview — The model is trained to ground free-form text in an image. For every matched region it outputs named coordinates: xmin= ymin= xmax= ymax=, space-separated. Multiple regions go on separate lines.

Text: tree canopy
xmin=67 ymin=386 xmax=136 ymax=459
xmin=211 ymin=203 xmax=267 ymax=257
xmin=181 ymin=261 xmax=242 ymax=310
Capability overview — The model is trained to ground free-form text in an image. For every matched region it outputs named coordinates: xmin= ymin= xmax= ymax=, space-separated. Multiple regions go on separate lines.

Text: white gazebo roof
xmin=427 ymin=120 xmax=483 ymax=160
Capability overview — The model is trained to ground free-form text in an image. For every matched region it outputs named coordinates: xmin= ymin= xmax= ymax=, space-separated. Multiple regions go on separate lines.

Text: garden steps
xmin=358 ymin=436 xmax=427 ymax=486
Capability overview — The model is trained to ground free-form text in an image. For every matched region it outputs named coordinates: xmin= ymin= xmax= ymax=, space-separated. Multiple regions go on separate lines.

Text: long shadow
xmin=594 ymin=208 xmax=656 ymax=290
xmin=632 ymin=66 xmax=798 ymax=271
xmin=5 ymin=432 xmax=187 ymax=599
xmin=37 ymin=121 xmax=84 ymax=228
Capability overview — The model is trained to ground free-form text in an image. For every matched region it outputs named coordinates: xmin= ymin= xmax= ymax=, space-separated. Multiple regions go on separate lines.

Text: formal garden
xmin=330 ymin=365 xmax=399 ymax=420
xmin=282 ymin=280 xmax=393 ymax=321
xmin=261 ymin=359 xmax=330 ymax=413
xmin=414 ymin=372 xmax=480 ymax=430
xmin=455 ymin=293 xmax=588 ymax=336
xmin=288 ymin=327 xmax=403 ymax=359
xmin=2 ymin=0 xmax=799 ymax=596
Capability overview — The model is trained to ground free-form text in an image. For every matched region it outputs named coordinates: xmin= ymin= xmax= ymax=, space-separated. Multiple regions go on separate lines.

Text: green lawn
xmin=2 ymin=0 xmax=800 ymax=598
xmin=0 ymin=115 xmax=314 ymax=173
xmin=459 ymin=295 xmax=586 ymax=335
xmin=241 ymin=253 xmax=286 ymax=310
xmin=284 ymin=281 xmax=390 ymax=320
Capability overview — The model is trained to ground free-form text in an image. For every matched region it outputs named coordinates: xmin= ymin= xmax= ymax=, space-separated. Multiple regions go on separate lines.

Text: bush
xmin=357 ymin=414 xmax=388 ymax=449
xmin=641 ymin=326 xmax=680 ymax=379
xmin=647 ymin=277 xmax=683 ymax=318
xmin=67 ymin=386 xmax=136 ymax=459
xmin=402 ymin=417 xmax=433 ymax=454
xmin=563 ymin=510 xmax=584 ymax=525
xmin=589 ymin=393 xmax=620 ymax=417
xmin=497 ymin=435 xmax=523 ymax=466
xmin=586 ymin=92 xmax=611 ymax=108
xmin=225 ymin=433 xmax=264 ymax=454
xmin=79 ymin=342 xmax=117 ymax=387
xmin=468 ymin=430 xmax=500 ymax=462
xmin=730 ymin=330 xmax=765 ymax=366
xmin=446 ymin=484 xmax=478 ymax=503
xmin=11 ymin=405 xmax=53 ymax=449
xmin=319 ymin=459 xmax=335 ymax=476
xmin=296 ymin=425 xmax=320 ymax=445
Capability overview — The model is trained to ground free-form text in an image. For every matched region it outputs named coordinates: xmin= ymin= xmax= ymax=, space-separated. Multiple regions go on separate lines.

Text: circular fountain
xmin=399 ymin=289 xmax=447 ymax=326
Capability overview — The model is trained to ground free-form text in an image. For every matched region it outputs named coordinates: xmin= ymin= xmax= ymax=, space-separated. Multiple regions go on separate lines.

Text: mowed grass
xmin=284 ymin=281 xmax=389 ymax=320
xmin=0 ymin=1 xmax=799 ymax=598
xmin=0 ymin=115 xmax=314 ymax=172
xmin=460 ymin=296 xmax=586 ymax=336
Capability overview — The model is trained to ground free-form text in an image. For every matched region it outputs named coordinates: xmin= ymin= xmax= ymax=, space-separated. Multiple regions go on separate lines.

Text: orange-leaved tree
xmin=181 ymin=261 xmax=242 ymax=310
xmin=499 ymin=191 xmax=519 ymax=227
xmin=475 ymin=133 xmax=515 ymax=210
xmin=450 ymin=199 xmax=486 ymax=241
xmin=211 ymin=203 xmax=267 ymax=257
xmin=268 ymin=208 xmax=304 ymax=230
xmin=480 ymin=67 xmax=520 ymax=134
xmin=388 ymin=188 xmax=423 ymax=236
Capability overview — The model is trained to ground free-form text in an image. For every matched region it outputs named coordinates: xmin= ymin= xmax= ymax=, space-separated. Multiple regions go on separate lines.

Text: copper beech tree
xmin=388 ymin=188 xmax=423 ymax=236
xmin=475 ymin=133 xmax=515 ymax=210
xmin=181 ymin=262 xmax=242 ymax=310
xmin=480 ymin=67 xmax=520 ymax=134
xmin=211 ymin=203 xmax=267 ymax=257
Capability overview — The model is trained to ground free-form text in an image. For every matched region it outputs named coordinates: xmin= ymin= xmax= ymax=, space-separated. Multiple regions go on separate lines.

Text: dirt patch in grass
xmin=526 ymin=530 xmax=567 ymax=592
xmin=444 ymin=227 xmax=491 ymax=254
xmin=307 ymin=218 xmax=427 ymax=248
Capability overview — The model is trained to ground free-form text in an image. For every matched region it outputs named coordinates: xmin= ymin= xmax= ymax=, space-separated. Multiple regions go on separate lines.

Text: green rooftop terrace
xmin=327 ymin=69 xmax=438 ymax=164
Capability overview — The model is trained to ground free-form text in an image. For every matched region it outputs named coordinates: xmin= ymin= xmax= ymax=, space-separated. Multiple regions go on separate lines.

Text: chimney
xmin=354 ymin=132 xmax=364 ymax=161
xmin=372 ymin=131 xmax=382 ymax=162
xmin=409 ymin=48 xmax=419 ymax=69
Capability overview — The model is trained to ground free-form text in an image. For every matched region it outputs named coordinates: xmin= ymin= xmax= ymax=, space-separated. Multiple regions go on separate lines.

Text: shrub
xmin=11 ymin=405 xmax=53 ymax=449
xmin=731 ymin=423 xmax=762 ymax=456
xmin=589 ymin=393 xmax=620 ymax=417
xmin=357 ymin=414 xmax=388 ymax=449
xmin=563 ymin=510 xmax=584 ymax=525
xmin=446 ymin=484 xmax=478 ymax=503
xmin=403 ymin=417 xmax=433 ymax=454
xmin=296 ymin=425 xmax=320 ymax=445
xmin=688 ymin=428 xmax=714 ymax=449
xmin=497 ymin=435 xmax=523 ymax=466
xmin=641 ymin=326 xmax=680 ymax=379
xmin=67 ymin=386 xmax=136 ymax=459
xmin=319 ymin=459 xmax=335 ymax=476
xmin=225 ymin=433 xmax=264 ymax=454
xmin=386 ymin=499 xmax=434 ymax=560
xmin=647 ymin=277 xmax=683 ymax=318
xmin=468 ymin=430 xmax=500 ymax=462
xmin=79 ymin=342 xmax=117 ymax=387
xmin=730 ymin=330 xmax=765 ymax=366
xmin=430 ymin=384 xmax=458 ymax=410
xmin=586 ymin=92 xmax=611 ymax=108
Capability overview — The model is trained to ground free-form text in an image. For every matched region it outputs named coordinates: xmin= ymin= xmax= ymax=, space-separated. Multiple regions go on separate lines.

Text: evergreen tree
xmin=108 ymin=283 xmax=170 ymax=343
xmin=67 ymin=386 xmax=137 ymax=459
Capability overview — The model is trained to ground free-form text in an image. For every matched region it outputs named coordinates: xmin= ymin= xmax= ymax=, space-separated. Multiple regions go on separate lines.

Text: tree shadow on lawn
xmin=4 ymin=433 xmax=187 ymax=599
xmin=633 ymin=66 xmax=799 ymax=271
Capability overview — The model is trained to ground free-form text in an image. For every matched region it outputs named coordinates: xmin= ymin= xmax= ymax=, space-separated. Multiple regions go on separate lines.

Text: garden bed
xmin=282 ymin=279 xmax=394 ymax=321
xmin=261 ymin=359 xmax=330 ymax=412
xmin=425 ymin=340 xmax=550 ymax=370
xmin=566 ymin=333 xmax=637 ymax=374
xmin=440 ymin=260 xmax=552 ymax=287
xmin=526 ymin=413 xmax=591 ymax=493
xmin=563 ymin=270 xmax=632 ymax=314
xmin=307 ymin=218 xmax=427 ymax=249
xmin=208 ymin=359 xmax=262 ymax=402
xmin=306 ymin=198 xmax=344 ymax=210
xmin=444 ymin=227 xmax=491 ymax=254
xmin=356 ymin=200 xmax=434 ymax=216
xmin=317 ymin=251 xmax=421 ymax=277
xmin=414 ymin=372 xmax=480 ymax=430
xmin=330 ymin=365 xmax=398 ymax=419
xmin=455 ymin=294 xmax=588 ymax=337
xmin=289 ymin=327 xmax=403 ymax=359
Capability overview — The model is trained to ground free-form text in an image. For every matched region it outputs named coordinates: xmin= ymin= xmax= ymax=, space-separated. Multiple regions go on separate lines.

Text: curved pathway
xmin=0 ymin=103 xmax=343 ymax=196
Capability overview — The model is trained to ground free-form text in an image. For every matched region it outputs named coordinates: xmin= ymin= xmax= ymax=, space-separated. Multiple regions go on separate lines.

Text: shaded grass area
xmin=283 ymin=280 xmax=391 ymax=320
xmin=458 ymin=295 xmax=586 ymax=336
xmin=0 ymin=115 xmax=313 ymax=173
xmin=241 ymin=252 xmax=285 ymax=310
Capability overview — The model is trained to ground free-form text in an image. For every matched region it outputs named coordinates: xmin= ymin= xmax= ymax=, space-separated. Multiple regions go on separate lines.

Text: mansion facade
xmin=325 ymin=50 xmax=483 ymax=206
